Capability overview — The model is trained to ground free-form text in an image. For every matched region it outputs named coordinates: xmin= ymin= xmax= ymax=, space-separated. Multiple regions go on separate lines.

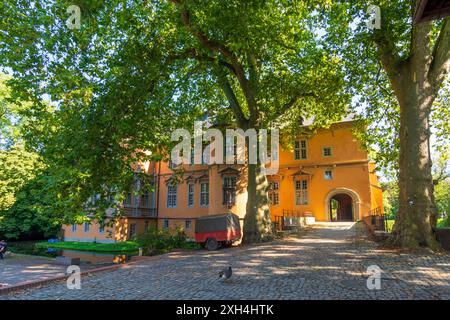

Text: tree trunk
xmin=242 ymin=162 xmax=272 ymax=244
xmin=391 ymin=68 xmax=439 ymax=249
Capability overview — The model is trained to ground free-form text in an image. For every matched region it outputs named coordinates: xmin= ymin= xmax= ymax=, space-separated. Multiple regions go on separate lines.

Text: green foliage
xmin=330 ymin=1 xmax=450 ymax=178
xmin=437 ymin=218 xmax=450 ymax=228
xmin=136 ymin=227 xmax=199 ymax=255
xmin=0 ymin=173 xmax=62 ymax=240
xmin=381 ymin=181 xmax=399 ymax=220
xmin=0 ymin=145 xmax=43 ymax=211
xmin=0 ymin=0 xmax=351 ymax=227
xmin=433 ymin=151 xmax=450 ymax=220
xmin=435 ymin=180 xmax=450 ymax=218
xmin=0 ymin=145 xmax=63 ymax=240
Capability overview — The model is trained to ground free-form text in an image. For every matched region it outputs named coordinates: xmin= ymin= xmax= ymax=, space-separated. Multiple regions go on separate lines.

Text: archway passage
xmin=329 ymin=194 xmax=354 ymax=222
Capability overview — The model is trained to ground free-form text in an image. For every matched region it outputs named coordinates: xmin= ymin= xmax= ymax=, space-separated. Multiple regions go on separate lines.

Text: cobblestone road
xmin=2 ymin=222 xmax=450 ymax=300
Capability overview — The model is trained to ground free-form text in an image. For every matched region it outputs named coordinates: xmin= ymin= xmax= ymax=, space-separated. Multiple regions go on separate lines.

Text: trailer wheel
xmin=205 ymin=238 xmax=220 ymax=251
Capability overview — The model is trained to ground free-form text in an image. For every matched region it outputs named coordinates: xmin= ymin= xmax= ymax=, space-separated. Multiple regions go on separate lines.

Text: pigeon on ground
xmin=219 ymin=266 xmax=233 ymax=280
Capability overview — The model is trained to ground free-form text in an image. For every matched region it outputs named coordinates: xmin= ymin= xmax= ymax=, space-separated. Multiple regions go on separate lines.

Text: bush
xmin=136 ymin=227 xmax=196 ymax=255
xmin=438 ymin=217 xmax=450 ymax=228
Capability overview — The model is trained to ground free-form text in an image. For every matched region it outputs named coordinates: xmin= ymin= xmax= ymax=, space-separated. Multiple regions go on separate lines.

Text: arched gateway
xmin=324 ymin=188 xmax=361 ymax=222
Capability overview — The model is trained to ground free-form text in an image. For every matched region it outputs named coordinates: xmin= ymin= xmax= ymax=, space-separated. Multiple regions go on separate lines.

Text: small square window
xmin=324 ymin=170 xmax=333 ymax=180
xmin=323 ymin=147 xmax=333 ymax=157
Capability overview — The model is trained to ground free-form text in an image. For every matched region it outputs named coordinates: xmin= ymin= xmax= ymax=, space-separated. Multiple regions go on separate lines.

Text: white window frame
xmin=200 ymin=182 xmax=209 ymax=207
xmin=323 ymin=146 xmax=333 ymax=157
xmin=222 ymin=176 xmax=237 ymax=205
xmin=268 ymin=181 xmax=280 ymax=206
xmin=188 ymin=183 xmax=195 ymax=207
xmin=295 ymin=180 xmax=308 ymax=205
xmin=294 ymin=140 xmax=308 ymax=160
xmin=167 ymin=185 xmax=177 ymax=208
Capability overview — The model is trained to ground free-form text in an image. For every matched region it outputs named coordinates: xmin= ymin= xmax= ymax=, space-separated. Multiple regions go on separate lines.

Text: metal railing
xmin=123 ymin=207 xmax=157 ymax=218
xmin=273 ymin=210 xmax=311 ymax=231
xmin=363 ymin=207 xmax=388 ymax=233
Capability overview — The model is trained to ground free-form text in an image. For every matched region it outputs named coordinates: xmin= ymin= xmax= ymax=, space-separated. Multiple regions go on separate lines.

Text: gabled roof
xmin=291 ymin=169 xmax=313 ymax=177
xmin=218 ymin=166 xmax=240 ymax=176
xmin=415 ymin=0 xmax=450 ymax=24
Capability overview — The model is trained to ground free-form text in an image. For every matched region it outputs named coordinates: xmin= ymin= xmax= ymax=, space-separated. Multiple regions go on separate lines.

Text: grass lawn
xmin=386 ymin=218 xmax=448 ymax=232
xmin=36 ymin=241 xmax=140 ymax=252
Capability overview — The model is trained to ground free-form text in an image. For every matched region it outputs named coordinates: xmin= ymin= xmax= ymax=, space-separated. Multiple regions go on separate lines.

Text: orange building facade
xmin=62 ymin=120 xmax=383 ymax=242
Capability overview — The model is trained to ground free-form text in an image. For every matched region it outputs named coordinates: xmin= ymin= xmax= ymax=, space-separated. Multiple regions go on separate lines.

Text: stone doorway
xmin=329 ymin=194 xmax=354 ymax=222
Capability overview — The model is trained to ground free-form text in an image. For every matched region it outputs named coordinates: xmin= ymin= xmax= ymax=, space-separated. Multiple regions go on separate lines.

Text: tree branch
xmin=428 ymin=18 xmax=450 ymax=90
xmin=220 ymin=76 xmax=248 ymax=126
xmin=373 ymin=29 xmax=402 ymax=88
xmin=270 ymin=92 xmax=317 ymax=122
xmin=170 ymin=0 xmax=257 ymax=120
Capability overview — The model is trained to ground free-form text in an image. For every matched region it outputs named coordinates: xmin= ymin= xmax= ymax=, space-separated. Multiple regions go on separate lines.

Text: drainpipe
xmin=155 ymin=161 xmax=161 ymax=224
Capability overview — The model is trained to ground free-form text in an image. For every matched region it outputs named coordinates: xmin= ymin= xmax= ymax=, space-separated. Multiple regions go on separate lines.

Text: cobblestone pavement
xmin=0 ymin=254 xmax=69 ymax=287
xmin=0 ymin=253 xmax=112 ymax=287
xmin=2 ymin=222 xmax=450 ymax=300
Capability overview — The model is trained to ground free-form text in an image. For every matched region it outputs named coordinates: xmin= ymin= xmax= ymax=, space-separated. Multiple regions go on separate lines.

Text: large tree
xmin=0 ymin=0 xmax=349 ymax=243
xmin=340 ymin=1 xmax=450 ymax=249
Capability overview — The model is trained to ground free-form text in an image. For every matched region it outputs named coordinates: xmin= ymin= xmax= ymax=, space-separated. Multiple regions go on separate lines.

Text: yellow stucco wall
xmin=63 ymin=121 xmax=384 ymax=241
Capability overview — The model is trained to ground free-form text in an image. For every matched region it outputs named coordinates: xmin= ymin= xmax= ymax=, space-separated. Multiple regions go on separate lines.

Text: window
xmin=268 ymin=181 xmax=280 ymax=206
xmin=224 ymin=136 xmax=238 ymax=163
xmin=123 ymin=192 xmax=132 ymax=206
xmin=167 ymin=185 xmax=177 ymax=208
xmin=200 ymin=182 xmax=209 ymax=207
xmin=294 ymin=140 xmax=307 ymax=160
xmin=188 ymin=183 xmax=195 ymax=207
xmin=169 ymin=160 xmax=177 ymax=169
xmin=324 ymin=170 xmax=333 ymax=180
xmin=84 ymin=222 xmax=90 ymax=233
xmin=268 ymin=144 xmax=279 ymax=161
xmin=129 ymin=223 xmax=137 ymax=238
xmin=323 ymin=147 xmax=333 ymax=157
xmin=202 ymin=150 xmax=210 ymax=165
xmin=223 ymin=176 xmax=237 ymax=206
xmin=190 ymin=147 xmax=195 ymax=165
xmin=295 ymin=180 xmax=308 ymax=205
xmin=144 ymin=221 xmax=149 ymax=232
xmin=163 ymin=219 xmax=169 ymax=230
xmin=142 ymin=191 xmax=150 ymax=208
xmin=99 ymin=225 xmax=105 ymax=233
xmin=185 ymin=219 xmax=192 ymax=230
xmin=72 ymin=224 xmax=77 ymax=232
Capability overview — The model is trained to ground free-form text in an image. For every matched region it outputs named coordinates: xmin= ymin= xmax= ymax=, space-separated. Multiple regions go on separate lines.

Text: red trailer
xmin=195 ymin=213 xmax=242 ymax=250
